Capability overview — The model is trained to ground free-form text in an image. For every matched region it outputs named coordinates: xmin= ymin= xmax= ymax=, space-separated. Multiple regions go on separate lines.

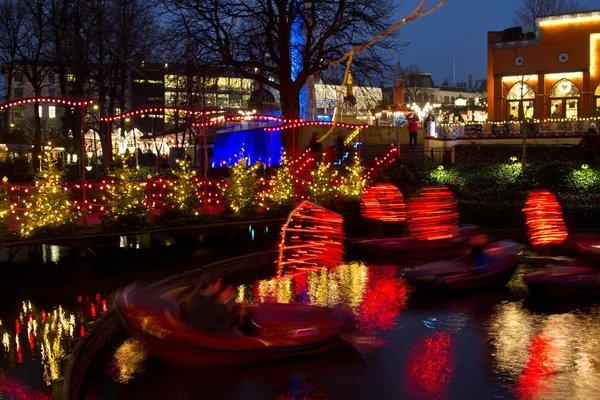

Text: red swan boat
xmin=404 ymin=241 xmax=522 ymax=291
xmin=114 ymin=283 xmax=356 ymax=367
xmin=523 ymin=265 xmax=600 ymax=297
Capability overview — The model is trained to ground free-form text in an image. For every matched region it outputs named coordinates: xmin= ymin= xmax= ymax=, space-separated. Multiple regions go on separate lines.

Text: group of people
xmin=180 ymin=274 xmax=246 ymax=336
xmin=307 ymin=132 xmax=352 ymax=163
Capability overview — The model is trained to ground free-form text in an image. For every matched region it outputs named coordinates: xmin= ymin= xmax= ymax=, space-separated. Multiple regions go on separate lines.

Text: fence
xmin=435 ymin=120 xmax=595 ymax=139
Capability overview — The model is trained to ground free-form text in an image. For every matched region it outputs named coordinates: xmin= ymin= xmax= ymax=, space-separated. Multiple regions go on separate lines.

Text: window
xmin=49 ymin=88 xmax=56 ymax=96
xmin=595 ymin=84 xmax=600 ymax=116
xmin=549 ymin=79 xmax=579 ymax=119
xmin=48 ymin=74 xmax=55 ymax=83
xmin=115 ymin=107 xmax=121 ymax=115
xmin=49 ymin=106 xmax=56 ymax=119
xmin=14 ymin=72 xmax=23 ymax=82
xmin=507 ymin=82 xmax=535 ymax=120
xmin=67 ymin=74 xmax=75 ymax=82
xmin=14 ymin=87 xmax=23 ymax=98
xmin=13 ymin=105 xmax=24 ymax=119
xmin=38 ymin=106 xmax=43 ymax=117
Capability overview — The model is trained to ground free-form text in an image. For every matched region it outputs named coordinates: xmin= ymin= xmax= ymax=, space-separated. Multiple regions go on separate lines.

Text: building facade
xmin=488 ymin=10 xmax=600 ymax=121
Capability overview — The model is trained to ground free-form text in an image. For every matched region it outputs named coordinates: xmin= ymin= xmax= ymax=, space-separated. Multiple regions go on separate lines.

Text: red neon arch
xmin=0 ymin=96 xmax=94 ymax=110
xmin=99 ymin=107 xmax=226 ymax=122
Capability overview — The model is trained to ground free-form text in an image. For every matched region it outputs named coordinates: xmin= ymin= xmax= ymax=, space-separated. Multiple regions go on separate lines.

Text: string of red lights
xmin=99 ymin=107 xmax=225 ymax=122
xmin=264 ymin=121 xmax=369 ymax=132
xmin=193 ymin=115 xmax=301 ymax=127
xmin=0 ymin=97 xmax=94 ymax=110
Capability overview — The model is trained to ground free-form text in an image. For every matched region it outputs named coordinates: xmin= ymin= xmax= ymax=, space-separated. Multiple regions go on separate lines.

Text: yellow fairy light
xmin=538 ymin=11 xmax=600 ymax=27
xmin=591 ymin=34 xmax=600 ymax=77
xmin=340 ymin=153 xmax=366 ymax=200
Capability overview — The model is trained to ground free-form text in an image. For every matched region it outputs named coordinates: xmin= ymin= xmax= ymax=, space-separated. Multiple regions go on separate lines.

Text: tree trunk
xmin=33 ymin=98 xmax=42 ymax=171
xmin=280 ymin=90 xmax=301 ymax=158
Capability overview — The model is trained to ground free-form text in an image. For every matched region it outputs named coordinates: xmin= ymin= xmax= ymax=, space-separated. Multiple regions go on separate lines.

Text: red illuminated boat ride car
xmin=523 ymin=265 xmax=600 ymax=297
xmin=114 ymin=283 xmax=356 ymax=367
xmin=404 ymin=240 xmax=522 ymax=291
xmin=352 ymin=226 xmax=479 ymax=261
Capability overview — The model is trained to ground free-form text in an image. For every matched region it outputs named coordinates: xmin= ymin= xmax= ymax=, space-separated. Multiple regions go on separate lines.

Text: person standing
xmin=407 ymin=113 xmax=419 ymax=150
xmin=581 ymin=123 xmax=599 ymax=165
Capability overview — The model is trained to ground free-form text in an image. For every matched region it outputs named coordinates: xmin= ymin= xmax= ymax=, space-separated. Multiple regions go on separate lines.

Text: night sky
xmin=396 ymin=0 xmax=598 ymax=86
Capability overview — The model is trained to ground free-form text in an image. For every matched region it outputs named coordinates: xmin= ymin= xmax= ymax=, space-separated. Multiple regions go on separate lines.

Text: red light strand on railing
xmin=100 ymin=108 xmax=224 ymax=122
xmin=265 ymin=121 xmax=369 ymax=132
xmin=0 ymin=97 xmax=94 ymax=110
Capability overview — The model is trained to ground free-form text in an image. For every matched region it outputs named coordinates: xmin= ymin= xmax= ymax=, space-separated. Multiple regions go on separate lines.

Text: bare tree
xmin=160 ymin=0 xmax=402 ymax=147
xmin=17 ymin=0 xmax=54 ymax=170
xmin=514 ymin=0 xmax=583 ymax=32
xmin=0 ymin=0 xmax=25 ymax=140
xmin=397 ymin=64 xmax=437 ymax=105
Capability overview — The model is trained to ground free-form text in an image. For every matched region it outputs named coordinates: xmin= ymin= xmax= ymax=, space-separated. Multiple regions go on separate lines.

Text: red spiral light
xmin=523 ymin=190 xmax=567 ymax=246
xmin=407 ymin=186 xmax=459 ymax=241
xmin=277 ymin=201 xmax=344 ymax=278
xmin=361 ymin=184 xmax=406 ymax=222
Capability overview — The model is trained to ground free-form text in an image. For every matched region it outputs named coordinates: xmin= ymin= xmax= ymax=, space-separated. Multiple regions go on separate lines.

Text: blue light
xmin=212 ymin=128 xmax=282 ymax=167
xmin=317 ymin=114 xmax=332 ymax=122
xmin=291 ymin=3 xmax=308 ymax=118
xmin=424 ymin=318 xmax=437 ymax=329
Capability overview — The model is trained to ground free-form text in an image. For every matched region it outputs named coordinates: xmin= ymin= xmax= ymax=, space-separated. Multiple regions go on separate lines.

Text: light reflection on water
xmin=487 ymin=301 xmax=600 ymax=400
xmin=0 ymin=293 xmax=110 ymax=396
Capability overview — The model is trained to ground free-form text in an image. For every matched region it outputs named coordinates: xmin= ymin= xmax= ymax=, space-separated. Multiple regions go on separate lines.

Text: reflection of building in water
xmin=488 ymin=302 xmax=600 ymax=399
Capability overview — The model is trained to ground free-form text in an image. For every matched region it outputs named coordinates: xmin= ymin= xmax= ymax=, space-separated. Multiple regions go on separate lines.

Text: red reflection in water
xmin=15 ymin=319 xmax=20 ymax=334
xmin=80 ymin=325 xmax=85 ymax=337
xmin=359 ymin=266 xmax=408 ymax=332
xmin=0 ymin=376 xmax=51 ymax=400
xmin=515 ymin=334 xmax=555 ymax=399
xmin=29 ymin=332 xmax=35 ymax=351
xmin=403 ymin=330 xmax=454 ymax=400
xmin=41 ymin=311 xmax=46 ymax=323
xmin=101 ymin=300 xmax=108 ymax=312
xmin=90 ymin=303 xmax=97 ymax=318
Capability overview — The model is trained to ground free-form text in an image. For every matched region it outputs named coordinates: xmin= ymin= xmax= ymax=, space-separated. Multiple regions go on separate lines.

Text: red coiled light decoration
xmin=277 ymin=201 xmax=344 ymax=278
xmin=407 ymin=187 xmax=459 ymax=241
xmin=361 ymin=184 xmax=406 ymax=222
xmin=523 ymin=190 xmax=567 ymax=246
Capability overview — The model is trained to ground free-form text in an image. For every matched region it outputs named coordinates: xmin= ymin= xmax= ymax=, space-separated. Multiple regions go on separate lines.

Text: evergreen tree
xmin=222 ymin=155 xmax=259 ymax=216
xmin=0 ymin=179 xmax=11 ymax=230
xmin=308 ymin=157 xmax=340 ymax=206
xmin=166 ymin=159 xmax=201 ymax=216
xmin=341 ymin=153 xmax=366 ymax=201
xmin=261 ymin=151 xmax=295 ymax=210
xmin=19 ymin=155 xmax=75 ymax=237
xmin=103 ymin=164 xmax=152 ymax=228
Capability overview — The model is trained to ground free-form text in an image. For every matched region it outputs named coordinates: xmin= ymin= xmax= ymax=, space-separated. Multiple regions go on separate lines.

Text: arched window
xmin=507 ymin=82 xmax=535 ymax=120
xmin=549 ymin=79 xmax=580 ymax=119
xmin=594 ymin=84 xmax=600 ymax=116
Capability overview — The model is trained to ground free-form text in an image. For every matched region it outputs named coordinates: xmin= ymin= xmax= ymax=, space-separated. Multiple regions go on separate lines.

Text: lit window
xmin=116 ymin=107 xmax=121 ymax=115
xmin=67 ymin=74 xmax=75 ymax=82
xmin=49 ymin=106 xmax=56 ymax=119
xmin=38 ymin=106 xmax=43 ymax=117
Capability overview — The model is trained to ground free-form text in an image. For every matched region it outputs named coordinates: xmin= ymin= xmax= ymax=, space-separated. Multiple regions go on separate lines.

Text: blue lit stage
xmin=212 ymin=128 xmax=282 ymax=167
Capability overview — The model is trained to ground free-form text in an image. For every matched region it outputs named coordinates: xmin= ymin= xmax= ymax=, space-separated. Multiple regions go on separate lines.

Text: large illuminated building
xmin=488 ymin=10 xmax=600 ymax=121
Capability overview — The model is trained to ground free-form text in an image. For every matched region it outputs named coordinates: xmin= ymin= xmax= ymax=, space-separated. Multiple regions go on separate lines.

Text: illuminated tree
xmin=262 ymin=151 xmax=295 ymax=210
xmin=103 ymin=164 xmax=152 ymax=228
xmin=0 ymin=180 xmax=11 ymax=230
xmin=18 ymin=155 xmax=76 ymax=237
xmin=308 ymin=158 xmax=340 ymax=206
xmin=166 ymin=159 xmax=201 ymax=216
xmin=222 ymin=156 xmax=259 ymax=216
xmin=341 ymin=153 xmax=366 ymax=201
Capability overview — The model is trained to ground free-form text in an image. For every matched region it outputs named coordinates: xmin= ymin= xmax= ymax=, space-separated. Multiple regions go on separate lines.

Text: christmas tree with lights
xmin=222 ymin=154 xmax=259 ymax=216
xmin=307 ymin=157 xmax=340 ymax=206
xmin=19 ymin=155 xmax=76 ymax=237
xmin=262 ymin=151 xmax=295 ymax=210
xmin=103 ymin=164 xmax=152 ymax=228
xmin=166 ymin=159 xmax=201 ymax=216
xmin=341 ymin=153 xmax=365 ymax=201
xmin=0 ymin=179 xmax=11 ymax=230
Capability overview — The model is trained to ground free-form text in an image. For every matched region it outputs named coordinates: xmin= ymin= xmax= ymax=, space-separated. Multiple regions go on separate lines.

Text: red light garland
xmin=264 ymin=121 xmax=368 ymax=132
xmin=360 ymin=183 xmax=406 ymax=222
xmin=407 ymin=187 xmax=459 ymax=241
xmin=363 ymin=146 xmax=398 ymax=185
xmin=100 ymin=107 xmax=224 ymax=122
xmin=193 ymin=115 xmax=300 ymax=127
xmin=523 ymin=190 xmax=568 ymax=246
xmin=0 ymin=97 xmax=94 ymax=110
xmin=277 ymin=201 xmax=344 ymax=279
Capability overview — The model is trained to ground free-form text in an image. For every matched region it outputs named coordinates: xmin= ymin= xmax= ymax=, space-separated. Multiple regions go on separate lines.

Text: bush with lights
xmin=164 ymin=159 xmax=202 ymax=217
xmin=307 ymin=157 xmax=340 ymax=207
xmin=222 ymin=155 xmax=259 ymax=216
xmin=102 ymin=163 xmax=152 ymax=228
xmin=18 ymin=155 xmax=76 ymax=237
xmin=340 ymin=153 xmax=365 ymax=201
xmin=260 ymin=151 xmax=295 ymax=211
xmin=0 ymin=179 xmax=11 ymax=230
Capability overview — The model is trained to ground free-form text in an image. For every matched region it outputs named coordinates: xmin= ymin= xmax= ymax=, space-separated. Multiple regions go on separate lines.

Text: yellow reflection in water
xmin=307 ymin=262 xmax=368 ymax=310
xmin=113 ymin=338 xmax=147 ymax=383
xmin=488 ymin=302 xmax=600 ymax=400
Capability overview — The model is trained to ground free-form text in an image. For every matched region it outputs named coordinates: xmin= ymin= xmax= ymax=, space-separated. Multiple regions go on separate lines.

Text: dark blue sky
xmin=396 ymin=0 xmax=598 ymax=86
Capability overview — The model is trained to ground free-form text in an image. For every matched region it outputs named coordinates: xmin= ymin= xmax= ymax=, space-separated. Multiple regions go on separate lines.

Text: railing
xmin=435 ymin=120 xmax=596 ymax=139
